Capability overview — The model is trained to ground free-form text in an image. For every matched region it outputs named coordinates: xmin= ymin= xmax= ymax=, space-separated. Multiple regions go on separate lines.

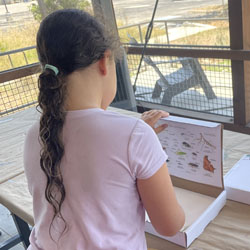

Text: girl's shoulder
xmin=103 ymin=109 xmax=151 ymax=131
xmin=24 ymin=121 xmax=40 ymax=145
xmin=104 ymin=109 xmax=139 ymax=122
xmin=105 ymin=109 xmax=153 ymax=129
xmin=103 ymin=110 xmax=155 ymax=138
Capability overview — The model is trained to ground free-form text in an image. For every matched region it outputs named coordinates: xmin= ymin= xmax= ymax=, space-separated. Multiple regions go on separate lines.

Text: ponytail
xmin=38 ymin=70 xmax=67 ymax=236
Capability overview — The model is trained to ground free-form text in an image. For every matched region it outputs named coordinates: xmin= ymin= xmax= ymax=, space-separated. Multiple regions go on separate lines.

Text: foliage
xmin=30 ymin=0 xmax=91 ymax=21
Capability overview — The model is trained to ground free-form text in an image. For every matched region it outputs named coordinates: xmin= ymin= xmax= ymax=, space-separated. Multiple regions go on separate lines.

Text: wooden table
xmin=0 ymin=107 xmax=250 ymax=250
xmin=0 ymin=108 xmax=39 ymax=184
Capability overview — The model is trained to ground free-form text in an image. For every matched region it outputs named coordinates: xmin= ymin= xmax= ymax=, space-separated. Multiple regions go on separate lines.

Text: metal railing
xmin=1 ymin=43 xmax=250 ymax=133
xmin=0 ymin=46 xmax=37 ymax=70
xmin=0 ymin=63 xmax=40 ymax=116
xmin=1 ymin=44 xmax=250 ymax=134
xmin=118 ymin=18 xmax=228 ymax=44
xmin=126 ymin=45 xmax=232 ymax=115
xmin=125 ymin=44 xmax=250 ymax=134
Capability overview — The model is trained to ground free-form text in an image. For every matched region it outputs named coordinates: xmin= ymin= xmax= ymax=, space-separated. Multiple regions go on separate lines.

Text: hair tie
xmin=44 ymin=64 xmax=59 ymax=76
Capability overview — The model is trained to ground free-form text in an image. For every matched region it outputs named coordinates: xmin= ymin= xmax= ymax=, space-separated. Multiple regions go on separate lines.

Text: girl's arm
xmin=137 ymin=163 xmax=185 ymax=236
xmin=139 ymin=109 xmax=185 ymax=236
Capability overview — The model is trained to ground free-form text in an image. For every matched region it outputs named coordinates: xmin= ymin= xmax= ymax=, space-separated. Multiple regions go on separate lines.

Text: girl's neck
xmin=65 ymin=67 xmax=103 ymax=111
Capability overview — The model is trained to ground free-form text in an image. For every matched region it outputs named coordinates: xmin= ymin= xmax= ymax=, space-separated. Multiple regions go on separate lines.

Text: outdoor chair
xmin=144 ymin=56 xmax=217 ymax=105
xmin=128 ymin=35 xmax=216 ymax=105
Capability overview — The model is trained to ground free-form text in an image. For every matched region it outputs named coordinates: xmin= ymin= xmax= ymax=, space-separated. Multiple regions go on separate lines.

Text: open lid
xmin=157 ymin=115 xmax=224 ymax=197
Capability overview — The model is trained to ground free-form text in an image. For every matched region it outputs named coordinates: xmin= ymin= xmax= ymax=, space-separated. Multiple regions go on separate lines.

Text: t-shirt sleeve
xmin=128 ymin=119 xmax=168 ymax=179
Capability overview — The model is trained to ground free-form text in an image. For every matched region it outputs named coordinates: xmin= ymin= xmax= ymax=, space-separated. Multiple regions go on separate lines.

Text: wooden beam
xmin=0 ymin=64 xmax=40 ymax=83
xmin=125 ymin=46 xmax=250 ymax=60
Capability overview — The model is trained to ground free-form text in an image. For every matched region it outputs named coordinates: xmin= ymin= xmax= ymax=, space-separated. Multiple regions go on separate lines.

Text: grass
xmin=170 ymin=4 xmax=229 ymax=46
xmin=188 ymin=4 xmax=228 ymax=17
xmin=0 ymin=21 xmax=39 ymax=71
xmin=171 ymin=20 xmax=229 ymax=46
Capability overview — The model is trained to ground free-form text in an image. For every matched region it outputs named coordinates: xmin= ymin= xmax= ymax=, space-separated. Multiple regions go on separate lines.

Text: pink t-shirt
xmin=24 ymin=108 xmax=167 ymax=250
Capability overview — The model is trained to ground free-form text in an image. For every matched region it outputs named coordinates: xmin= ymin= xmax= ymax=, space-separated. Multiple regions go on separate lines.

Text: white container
xmin=224 ymin=154 xmax=250 ymax=205
xmin=145 ymin=116 xmax=226 ymax=248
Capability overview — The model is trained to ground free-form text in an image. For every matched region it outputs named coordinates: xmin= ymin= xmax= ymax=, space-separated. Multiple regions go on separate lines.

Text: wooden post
xmin=37 ymin=0 xmax=47 ymax=19
xmin=242 ymin=0 xmax=250 ymax=125
xmin=228 ymin=0 xmax=246 ymax=126
xmin=91 ymin=0 xmax=119 ymax=37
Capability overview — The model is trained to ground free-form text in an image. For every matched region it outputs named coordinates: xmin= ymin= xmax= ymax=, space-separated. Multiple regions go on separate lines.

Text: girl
xmin=24 ymin=9 xmax=184 ymax=250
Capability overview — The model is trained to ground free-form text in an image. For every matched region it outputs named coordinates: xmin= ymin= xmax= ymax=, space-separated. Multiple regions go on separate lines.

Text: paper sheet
xmin=157 ymin=116 xmax=222 ymax=187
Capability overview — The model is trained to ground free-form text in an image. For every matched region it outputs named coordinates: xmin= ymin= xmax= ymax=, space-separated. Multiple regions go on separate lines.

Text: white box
xmin=145 ymin=116 xmax=226 ymax=248
xmin=224 ymin=154 xmax=250 ymax=205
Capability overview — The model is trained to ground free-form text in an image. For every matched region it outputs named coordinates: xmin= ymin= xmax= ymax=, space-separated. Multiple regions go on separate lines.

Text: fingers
xmin=141 ymin=110 xmax=169 ymax=120
xmin=142 ymin=110 xmax=169 ymax=124
xmin=141 ymin=110 xmax=170 ymax=134
xmin=154 ymin=123 xmax=168 ymax=134
xmin=152 ymin=110 xmax=169 ymax=123
xmin=142 ymin=109 xmax=169 ymax=117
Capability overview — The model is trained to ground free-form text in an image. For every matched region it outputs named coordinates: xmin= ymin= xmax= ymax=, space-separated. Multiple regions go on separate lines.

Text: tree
xmin=30 ymin=0 xmax=91 ymax=21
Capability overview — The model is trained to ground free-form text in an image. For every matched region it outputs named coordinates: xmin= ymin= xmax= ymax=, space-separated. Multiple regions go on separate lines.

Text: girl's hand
xmin=141 ymin=110 xmax=169 ymax=134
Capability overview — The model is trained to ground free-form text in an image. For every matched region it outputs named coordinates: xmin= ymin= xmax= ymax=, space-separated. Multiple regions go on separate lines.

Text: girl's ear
xmin=98 ymin=50 xmax=112 ymax=76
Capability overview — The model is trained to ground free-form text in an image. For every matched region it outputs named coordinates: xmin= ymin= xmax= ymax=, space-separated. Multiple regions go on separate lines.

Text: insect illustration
xmin=203 ymin=155 xmax=215 ymax=173
xmin=182 ymin=142 xmax=191 ymax=148
xmin=176 ymin=151 xmax=186 ymax=155
xmin=189 ymin=163 xmax=199 ymax=168
xmin=197 ymin=133 xmax=216 ymax=150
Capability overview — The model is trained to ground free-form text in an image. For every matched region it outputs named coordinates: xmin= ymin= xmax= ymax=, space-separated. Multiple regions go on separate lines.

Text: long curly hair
xmin=36 ymin=9 xmax=120 ymax=238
